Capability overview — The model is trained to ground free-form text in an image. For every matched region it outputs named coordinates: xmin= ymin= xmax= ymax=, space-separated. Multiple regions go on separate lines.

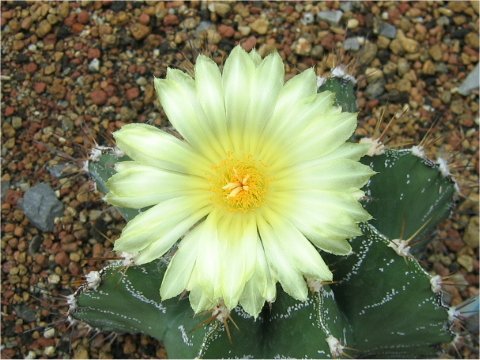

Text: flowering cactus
xmin=69 ymin=47 xmax=458 ymax=358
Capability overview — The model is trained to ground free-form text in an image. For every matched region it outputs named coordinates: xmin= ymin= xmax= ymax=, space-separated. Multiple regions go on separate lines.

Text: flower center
xmin=210 ymin=154 xmax=268 ymax=212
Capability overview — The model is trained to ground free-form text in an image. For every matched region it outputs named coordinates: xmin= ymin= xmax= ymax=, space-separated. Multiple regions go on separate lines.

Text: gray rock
xmin=1 ymin=180 xmax=9 ymax=200
xmin=317 ymin=10 xmax=343 ymax=25
xmin=302 ymin=12 xmax=314 ymax=25
xmin=22 ymin=183 xmax=64 ymax=232
xmin=88 ymin=58 xmax=100 ymax=72
xmin=47 ymin=164 xmax=67 ymax=178
xmin=379 ymin=22 xmax=397 ymax=39
xmin=458 ymin=63 xmax=479 ymax=96
xmin=14 ymin=304 xmax=36 ymax=322
xmin=339 ymin=1 xmax=353 ymax=12
xmin=344 ymin=37 xmax=361 ymax=51
xmin=365 ymin=79 xmax=386 ymax=99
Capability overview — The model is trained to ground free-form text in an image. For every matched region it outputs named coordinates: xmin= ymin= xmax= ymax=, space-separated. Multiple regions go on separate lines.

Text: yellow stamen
xmin=209 ymin=154 xmax=268 ymax=212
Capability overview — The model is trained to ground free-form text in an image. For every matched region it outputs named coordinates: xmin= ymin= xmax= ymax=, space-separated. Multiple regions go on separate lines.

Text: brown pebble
xmin=130 ymin=23 xmax=151 ymax=40
xmin=126 ymin=87 xmax=140 ymax=100
xmin=163 ymin=14 xmax=179 ymax=26
xmin=54 ymin=251 xmax=69 ymax=267
xmin=71 ymin=23 xmax=84 ymax=34
xmin=34 ymin=82 xmax=47 ymax=94
xmin=218 ymin=24 xmax=235 ymax=38
xmin=24 ymin=63 xmax=38 ymax=74
xmin=139 ymin=13 xmax=150 ymax=25
xmin=87 ymin=48 xmax=101 ymax=59
xmin=77 ymin=11 xmax=90 ymax=24
xmin=242 ymin=36 xmax=257 ymax=51
xmin=91 ymin=89 xmax=108 ymax=105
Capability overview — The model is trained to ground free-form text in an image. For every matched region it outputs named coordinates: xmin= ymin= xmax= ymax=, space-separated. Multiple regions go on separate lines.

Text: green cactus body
xmin=73 ymin=134 xmax=457 ymax=358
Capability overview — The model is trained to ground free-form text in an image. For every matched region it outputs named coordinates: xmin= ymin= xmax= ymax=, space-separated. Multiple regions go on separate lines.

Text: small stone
xmin=293 ymin=37 xmax=312 ymax=56
xmin=34 ymin=82 xmax=47 ymax=94
xmin=347 ymin=18 xmax=359 ymax=29
xmin=238 ymin=25 xmax=250 ymax=36
xmin=450 ymin=99 xmax=464 ymax=115
xmin=210 ymin=3 xmax=231 ymax=17
xmin=397 ymin=58 xmax=410 ymax=76
xmin=36 ymin=20 xmax=52 ymax=38
xmin=250 ymin=18 xmax=268 ymax=35
xmin=311 ymin=45 xmax=324 ymax=59
xmin=389 ymin=38 xmax=403 ymax=54
xmin=357 ymin=42 xmax=377 ymax=65
xmin=422 ymin=60 xmax=436 ymax=75
xmin=317 ymin=10 xmax=343 ymax=25
xmin=466 ymin=32 xmax=479 ymax=49
xmin=396 ymin=78 xmax=412 ymax=92
xmin=24 ymin=62 xmax=38 ymax=74
xmin=163 ymin=14 xmax=179 ymax=26
xmin=302 ymin=12 xmax=315 ymax=25
xmin=77 ymin=11 xmax=89 ymax=24
xmin=397 ymin=30 xmax=419 ymax=53
xmin=344 ymin=37 xmax=361 ymax=51
xmin=458 ymin=63 xmax=479 ymax=96
xmin=43 ymin=328 xmax=55 ymax=339
xmin=464 ymin=217 xmax=479 ymax=248
xmin=54 ymin=251 xmax=69 ymax=267
xmin=379 ymin=22 xmax=397 ymax=39
xmin=87 ymin=48 xmax=101 ymax=59
xmin=48 ymin=273 xmax=61 ymax=285
xmin=139 ymin=13 xmax=150 ymax=25
xmin=242 ymin=36 xmax=257 ymax=51
xmin=218 ymin=24 xmax=235 ymax=38
xmin=88 ymin=58 xmax=100 ymax=73
xmin=428 ymin=44 xmax=443 ymax=61
xmin=126 ymin=87 xmax=140 ymax=100
xmin=91 ymin=89 xmax=108 ymax=105
xmin=130 ymin=23 xmax=151 ymax=40
xmin=457 ymin=254 xmax=474 ymax=272
xmin=12 ymin=117 xmax=22 ymax=129
xmin=206 ymin=29 xmax=221 ymax=44
xmin=44 ymin=346 xmax=55 ymax=357
xmin=21 ymin=16 xmax=33 ymax=30
xmin=22 ymin=183 xmax=64 ymax=232
xmin=365 ymin=79 xmax=385 ymax=99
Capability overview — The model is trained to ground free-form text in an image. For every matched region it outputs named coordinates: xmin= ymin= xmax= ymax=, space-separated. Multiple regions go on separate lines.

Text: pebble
xmin=22 ymin=183 xmax=64 ymax=232
xmin=77 ymin=11 xmax=90 ymax=25
xmin=34 ymin=82 xmax=47 ymax=94
xmin=47 ymin=273 xmax=60 ymax=285
xmin=36 ymin=20 xmax=52 ymax=38
xmin=464 ymin=217 xmax=479 ymax=248
xmin=317 ymin=10 xmax=343 ymax=25
xmin=428 ymin=44 xmax=443 ymax=61
xmin=347 ymin=18 xmax=359 ymax=29
xmin=163 ymin=14 xmax=179 ymax=26
xmin=293 ymin=38 xmax=312 ymax=56
xmin=458 ymin=63 xmax=479 ymax=96
xmin=88 ymin=58 xmax=100 ymax=73
xmin=397 ymin=30 xmax=419 ymax=53
xmin=457 ymin=254 xmax=474 ymax=272
xmin=43 ymin=328 xmax=55 ymax=339
xmin=344 ymin=37 xmax=361 ymax=51
xmin=126 ymin=87 xmax=140 ymax=100
xmin=379 ymin=22 xmax=397 ymax=39
xmin=44 ymin=346 xmax=56 ymax=357
xmin=130 ymin=23 xmax=151 ymax=40
xmin=91 ymin=89 xmax=108 ymax=105
xmin=87 ymin=48 xmax=101 ymax=59
xmin=365 ymin=79 xmax=386 ymax=98
xmin=11 ymin=117 xmax=22 ymax=129
xmin=357 ymin=42 xmax=378 ymax=65
xmin=218 ymin=24 xmax=235 ymax=38
xmin=209 ymin=2 xmax=231 ymax=17
xmin=238 ymin=25 xmax=251 ymax=36
xmin=250 ymin=18 xmax=269 ymax=35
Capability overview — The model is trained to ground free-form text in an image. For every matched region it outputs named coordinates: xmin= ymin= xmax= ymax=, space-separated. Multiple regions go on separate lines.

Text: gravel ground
xmin=1 ymin=1 xmax=478 ymax=359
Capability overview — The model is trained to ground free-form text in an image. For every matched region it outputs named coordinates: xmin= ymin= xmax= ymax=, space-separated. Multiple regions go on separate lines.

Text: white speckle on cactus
xmin=81 ymin=160 xmax=90 ymax=173
xmin=316 ymin=76 xmax=327 ymax=88
xmin=430 ymin=275 xmax=442 ymax=293
xmin=178 ymin=325 xmax=194 ymax=346
xmin=387 ymin=239 xmax=411 ymax=257
xmin=86 ymin=271 xmax=101 ymax=290
xmin=410 ymin=145 xmax=426 ymax=159
xmin=326 ymin=335 xmax=345 ymax=358
xmin=331 ymin=65 xmax=357 ymax=84
xmin=66 ymin=294 xmax=77 ymax=312
xmin=359 ymin=137 xmax=386 ymax=156
xmin=119 ymin=252 xmax=136 ymax=267
xmin=436 ymin=157 xmax=451 ymax=177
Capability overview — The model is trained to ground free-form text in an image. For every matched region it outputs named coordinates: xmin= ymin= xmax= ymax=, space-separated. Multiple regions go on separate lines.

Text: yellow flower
xmin=106 ymin=46 xmax=374 ymax=317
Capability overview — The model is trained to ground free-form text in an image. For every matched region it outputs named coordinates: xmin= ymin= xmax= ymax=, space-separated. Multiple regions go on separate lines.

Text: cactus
xmin=70 ymin=73 xmax=459 ymax=358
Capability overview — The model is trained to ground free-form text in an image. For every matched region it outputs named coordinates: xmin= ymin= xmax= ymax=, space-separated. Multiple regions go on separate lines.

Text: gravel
xmin=1 ymin=1 xmax=478 ymax=359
